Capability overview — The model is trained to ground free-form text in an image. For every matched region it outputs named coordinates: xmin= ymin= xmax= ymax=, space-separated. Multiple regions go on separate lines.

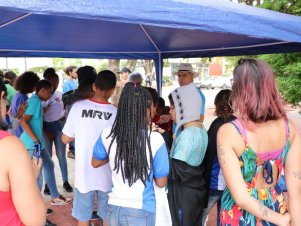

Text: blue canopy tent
xmin=1 ymin=0 xmax=301 ymax=94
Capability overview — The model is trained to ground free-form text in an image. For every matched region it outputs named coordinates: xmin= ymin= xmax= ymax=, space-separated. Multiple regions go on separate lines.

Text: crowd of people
xmin=0 ymin=59 xmax=300 ymax=226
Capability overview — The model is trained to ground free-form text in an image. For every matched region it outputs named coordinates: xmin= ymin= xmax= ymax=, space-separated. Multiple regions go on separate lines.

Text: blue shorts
xmin=72 ymin=188 xmax=108 ymax=222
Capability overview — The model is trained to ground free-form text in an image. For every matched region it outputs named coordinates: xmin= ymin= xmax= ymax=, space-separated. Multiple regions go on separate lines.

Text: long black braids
xmin=108 ymin=82 xmax=153 ymax=186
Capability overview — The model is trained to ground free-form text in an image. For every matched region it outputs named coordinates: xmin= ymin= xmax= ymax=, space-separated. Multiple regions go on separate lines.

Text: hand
xmin=32 ymin=157 xmax=42 ymax=179
xmin=43 ymin=105 xmax=51 ymax=113
xmin=158 ymin=114 xmax=171 ymax=124
xmin=150 ymin=122 xmax=158 ymax=132
xmin=279 ymin=213 xmax=290 ymax=226
xmin=33 ymin=140 xmax=41 ymax=161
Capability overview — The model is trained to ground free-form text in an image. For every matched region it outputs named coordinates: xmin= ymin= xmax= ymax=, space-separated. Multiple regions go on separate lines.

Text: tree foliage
xmin=257 ymin=0 xmax=301 ymax=105
xmin=235 ymin=0 xmax=261 ymax=6
xmin=230 ymin=0 xmax=301 ymax=105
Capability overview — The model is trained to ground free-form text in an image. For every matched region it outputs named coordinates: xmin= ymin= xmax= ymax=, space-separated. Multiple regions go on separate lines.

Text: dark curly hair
xmin=214 ymin=89 xmax=233 ymax=119
xmin=15 ymin=71 xmax=40 ymax=94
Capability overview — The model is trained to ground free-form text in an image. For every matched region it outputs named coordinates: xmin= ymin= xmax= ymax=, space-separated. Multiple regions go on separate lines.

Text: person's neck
xmin=91 ymin=95 xmax=108 ymax=103
xmin=183 ymin=120 xmax=202 ymax=128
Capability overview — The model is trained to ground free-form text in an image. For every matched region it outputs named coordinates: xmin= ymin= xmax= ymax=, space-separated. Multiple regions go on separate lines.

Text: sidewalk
xmin=46 ymin=106 xmax=301 ymax=226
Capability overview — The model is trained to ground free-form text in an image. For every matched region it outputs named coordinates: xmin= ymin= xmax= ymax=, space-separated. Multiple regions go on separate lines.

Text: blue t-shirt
xmin=63 ymin=79 xmax=78 ymax=94
xmin=93 ymin=128 xmax=169 ymax=213
xmin=20 ymin=94 xmax=44 ymax=149
xmin=10 ymin=92 xmax=28 ymax=137
xmin=197 ymin=88 xmax=206 ymax=116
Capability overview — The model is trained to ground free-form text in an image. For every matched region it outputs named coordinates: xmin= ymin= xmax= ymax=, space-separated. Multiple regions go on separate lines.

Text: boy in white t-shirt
xmin=62 ymin=70 xmax=117 ymax=226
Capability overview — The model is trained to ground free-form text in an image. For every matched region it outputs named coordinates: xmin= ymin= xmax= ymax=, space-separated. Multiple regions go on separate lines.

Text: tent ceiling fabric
xmin=0 ymin=0 xmax=301 ymax=59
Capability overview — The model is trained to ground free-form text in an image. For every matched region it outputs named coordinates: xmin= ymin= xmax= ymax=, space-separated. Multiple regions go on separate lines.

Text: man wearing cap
xmin=111 ymin=67 xmax=132 ymax=107
xmin=159 ymin=63 xmax=206 ymax=126
xmin=177 ymin=63 xmax=206 ymax=122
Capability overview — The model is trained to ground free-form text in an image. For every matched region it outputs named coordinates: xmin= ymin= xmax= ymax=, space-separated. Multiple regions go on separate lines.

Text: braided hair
xmin=108 ymin=82 xmax=153 ymax=186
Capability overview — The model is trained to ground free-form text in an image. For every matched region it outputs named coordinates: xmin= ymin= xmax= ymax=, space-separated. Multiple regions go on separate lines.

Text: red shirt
xmin=0 ymin=131 xmax=24 ymax=226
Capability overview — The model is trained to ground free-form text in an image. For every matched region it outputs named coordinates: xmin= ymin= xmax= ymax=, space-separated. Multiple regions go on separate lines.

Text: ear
xmin=108 ymin=87 xmax=116 ymax=97
xmin=92 ymin=83 xmax=97 ymax=92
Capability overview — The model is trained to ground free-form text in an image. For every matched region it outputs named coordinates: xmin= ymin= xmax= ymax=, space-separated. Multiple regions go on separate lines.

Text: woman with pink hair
xmin=218 ymin=59 xmax=301 ymax=226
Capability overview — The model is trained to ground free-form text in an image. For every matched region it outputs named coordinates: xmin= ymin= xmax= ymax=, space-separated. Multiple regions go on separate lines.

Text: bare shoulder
xmin=218 ymin=122 xmax=245 ymax=156
xmin=0 ymin=136 xmax=29 ymax=159
xmin=218 ymin=122 xmax=239 ymax=138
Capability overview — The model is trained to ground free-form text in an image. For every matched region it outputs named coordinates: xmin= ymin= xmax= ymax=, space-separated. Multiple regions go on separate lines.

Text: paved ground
xmin=45 ymin=91 xmax=301 ymax=225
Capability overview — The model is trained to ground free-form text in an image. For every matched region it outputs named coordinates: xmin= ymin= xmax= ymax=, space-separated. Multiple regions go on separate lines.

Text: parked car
xmin=199 ymin=76 xmax=232 ymax=89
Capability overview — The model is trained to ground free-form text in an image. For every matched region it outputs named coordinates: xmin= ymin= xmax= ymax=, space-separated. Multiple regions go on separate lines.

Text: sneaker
xmin=67 ymin=151 xmax=75 ymax=159
xmin=51 ymin=195 xmax=72 ymax=206
xmin=63 ymin=181 xmax=73 ymax=193
xmin=45 ymin=219 xmax=57 ymax=226
xmin=46 ymin=208 xmax=54 ymax=216
xmin=44 ymin=184 xmax=50 ymax=196
xmin=90 ymin=210 xmax=100 ymax=221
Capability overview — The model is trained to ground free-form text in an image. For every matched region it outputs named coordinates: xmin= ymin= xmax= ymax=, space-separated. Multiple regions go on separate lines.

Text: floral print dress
xmin=220 ymin=119 xmax=289 ymax=226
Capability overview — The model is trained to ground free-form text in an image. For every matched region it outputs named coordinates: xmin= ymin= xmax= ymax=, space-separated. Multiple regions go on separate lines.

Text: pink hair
xmin=231 ymin=59 xmax=286 ymax=125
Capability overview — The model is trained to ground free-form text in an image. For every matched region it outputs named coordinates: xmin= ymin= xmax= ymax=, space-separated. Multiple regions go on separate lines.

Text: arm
xmin=61 ymin=105 xmax=76 ymax=144
xmin=199 ymin=89 xmax=205 ymax=123
xmin=20 ymin=114 xmax=39 ymax=142
xmin=154 ymin=177 xmax=168 ymax=188
xmin=15 ymin=102 xmax=27 ymax=119
xmin=92 ymin=135 xmax=109 ymax=168
xmin=217 ymin=124 xmax=290 ymax=226
xmin=61 ymin=134 xmax=74 ymax=144
xmin=285 ymin=120 xmax=301 ymax=226
xmin=91 ymin=157 xmax=109 ymax=168
xmin=4 ymin=136 xmax=46 ymax=225
xmin=200 ymin=114 xmax=205 ymax=123
xmin=0 ymin=91 xmax=6 ymax=120
xmin=153 ymin=142 xmax=169 ymax=188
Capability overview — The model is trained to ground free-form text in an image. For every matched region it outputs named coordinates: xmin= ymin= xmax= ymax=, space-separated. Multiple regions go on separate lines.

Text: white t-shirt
xmin=42 ymin=91 xmax=64 ymax=122
xmin=63 ymin=99 xmax=117 ymax=193
xmin=93 ymin=128 xmax=169 ymax=213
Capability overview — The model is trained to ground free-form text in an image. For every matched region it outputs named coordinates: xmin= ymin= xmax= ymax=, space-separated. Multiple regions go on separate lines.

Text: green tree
xmin=231 ymin=0 xmax=301 ymax=105
xmin=258 ymin=0 xmax=301 ymax=105
xmin=28 ymin=66 xmax=48 ymax=77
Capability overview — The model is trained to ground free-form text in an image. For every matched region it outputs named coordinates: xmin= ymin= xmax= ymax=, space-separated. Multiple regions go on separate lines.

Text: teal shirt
xmin=170 ymin=126 xmax=208 ymax=166
xmin=5 ymin=84 xmax=16 ymax=106
xmin=20 ymin=94 xmax=44 ymax=150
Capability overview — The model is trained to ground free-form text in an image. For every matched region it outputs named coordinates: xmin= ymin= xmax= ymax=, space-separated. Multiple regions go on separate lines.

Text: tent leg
xmin=155 ymin=54 xmax=163 ymax=96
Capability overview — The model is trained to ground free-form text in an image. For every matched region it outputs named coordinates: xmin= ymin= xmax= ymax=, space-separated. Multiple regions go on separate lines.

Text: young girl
xmin=43 ymin=69 xmax=72 ymax=193
xmin=167 ymin=83 xmax=208 ymax=226
xmin=9 ymin=71 xmax=40 ymax=137
xmin=92 ymin=83 xmax=169 ymax=226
